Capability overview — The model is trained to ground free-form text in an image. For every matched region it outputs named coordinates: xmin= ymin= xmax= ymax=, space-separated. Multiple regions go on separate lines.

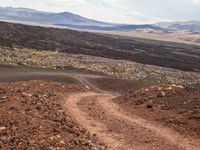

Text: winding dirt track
xmin=1 ymin=65 xmax=200 ymax=149
xmin=64 ymin=92 xmax=200 ymax=150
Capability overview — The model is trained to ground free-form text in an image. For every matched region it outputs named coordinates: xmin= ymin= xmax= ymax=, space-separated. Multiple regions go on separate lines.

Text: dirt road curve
xmin=64 ymin=92 xmax=200 ymax=150
xmin=1 ymin=65 xmax=200 ymax=149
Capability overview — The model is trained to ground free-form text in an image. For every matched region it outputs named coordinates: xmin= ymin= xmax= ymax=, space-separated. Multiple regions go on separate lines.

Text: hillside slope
xmin=0 ymin=7 xmax=162 ymax=31
xmin=0 ymin=7 xmax=111 ymax=27
xmin=0 ymin=21 xmax=200 ymax=72
xmin=156 ymin=21 xmax=200 ymax=31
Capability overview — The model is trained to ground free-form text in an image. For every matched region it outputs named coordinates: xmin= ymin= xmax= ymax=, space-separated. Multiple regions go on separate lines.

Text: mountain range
xmin=0 ymin=7 xmax=199 ymax=31
xmin=156 ymin=21 xmax=200 ymax=31
xmin=0 ymin=7 xmax=112 ymax=27
xmin=0 ymin=7 xmax=162 ymax=31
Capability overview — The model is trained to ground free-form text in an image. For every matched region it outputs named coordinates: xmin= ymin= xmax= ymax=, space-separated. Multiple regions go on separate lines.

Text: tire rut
xmin=64 ymin=92 xmax=200 ymax=150
xmin=64 ymin=92 xmax=131 ymax=150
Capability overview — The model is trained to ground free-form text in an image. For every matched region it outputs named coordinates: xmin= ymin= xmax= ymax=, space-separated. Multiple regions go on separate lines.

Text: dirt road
xmin=64 ymin=92 xmax=200 ymax=150
xmin=1 ymin=65 xmax=200 ymax=149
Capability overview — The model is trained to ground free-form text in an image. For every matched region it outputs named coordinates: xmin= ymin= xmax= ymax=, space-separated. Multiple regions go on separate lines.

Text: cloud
xmin=0 ymin=0 xmax=199 ymax=23
xmin=0 ymin=0 xmax=167 ymax=23
xmin=193 ymin=0 xmax=200 ymax=4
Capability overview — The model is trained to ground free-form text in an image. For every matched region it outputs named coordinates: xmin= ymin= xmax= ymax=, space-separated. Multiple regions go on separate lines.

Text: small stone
xmin=108 ymin=129 xmax=113 ymax=132
xmin=0 ymin=100 xmax=6 ymax=103
xmin=158 ymin=91 xmax=166 ymax=97
xmin=60 ymin=140 xmax=65 ymax=145
xmin=1 ymin=96 xmax=7 ymax=99
xmin=0 ymin=127 xmax=6 ymax=130
xmin=0 ymin=136 xmax=10 ymax=144
xmin=74 ymin=138 xmax=80 ymax=145
xmin=144 ymin=139 xmax=151 ymax=143
xmin=28 ymin=140 xmax=36 ymax=146
xmin=168 ymin=118 xmax=174 ymax=123
xmin=0 ymin=127 xmax=7 ymax=134
xmin=98 ymin=145 xmax=106 ymax=150
xmin=85 ymin=85 xmax=90 ymax=89
xmin=166 ymin=87 xmax=172 ymax=90
xmin=0 ymin=140 xmax=3 ymax=147
xmin=146 ymin=100 xmax=153 ymax=108
xmin=50 ymin=136 xmax=54 ymax=140
xmin=92 ymin=133 xmax=97 ymax=137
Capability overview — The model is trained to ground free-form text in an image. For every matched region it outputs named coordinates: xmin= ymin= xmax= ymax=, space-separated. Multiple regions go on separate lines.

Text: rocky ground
xmin=64 ymin=85 xmax=200 ymax=150
xmin=1 ymin=21 xmax=200 ymax=72
xmin=0 ymin=46 xmax=200 ymax=86
xmin=0 ymin=69 xmax=200 ymax=149
xmin=115 ymin=84 xmax=200 ymax=139
xmin=0 ymin=21 xmax=200 ymax=150
xmin=0 ymin=81 xmax=106 ymax=150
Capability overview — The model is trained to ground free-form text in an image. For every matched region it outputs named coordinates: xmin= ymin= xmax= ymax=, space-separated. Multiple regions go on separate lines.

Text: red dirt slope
xmin=0 ymin=81 xmax=106 ymax=150
xmin=115 ymin=85 xmax=200 ymax=139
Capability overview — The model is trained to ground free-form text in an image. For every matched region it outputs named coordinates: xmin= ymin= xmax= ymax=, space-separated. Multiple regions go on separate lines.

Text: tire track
xmin=64 ymin=92 xmax=200 ymax=150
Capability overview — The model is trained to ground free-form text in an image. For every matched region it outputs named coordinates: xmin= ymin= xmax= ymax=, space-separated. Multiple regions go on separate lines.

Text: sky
xmin=0 ymin=0 xmax=200 ymax=24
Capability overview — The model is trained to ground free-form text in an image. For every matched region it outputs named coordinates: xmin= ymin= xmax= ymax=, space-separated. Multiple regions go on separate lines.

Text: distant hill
xmin=156 ymin=21 xmax=200 ymax=31
xmin=0 ymin=7 xmax=162 ymax=31
xmin=0 ymin=6 xmax=112 ymax=27
xmin=56 ymin=24 xmax=163 ymax=31
xmin=1 ymin=7 xmax=200 ymax=31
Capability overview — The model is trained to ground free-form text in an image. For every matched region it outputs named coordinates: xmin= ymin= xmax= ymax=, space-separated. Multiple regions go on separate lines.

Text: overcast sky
xmin=0 ymin=0 xmax=200 ymax=24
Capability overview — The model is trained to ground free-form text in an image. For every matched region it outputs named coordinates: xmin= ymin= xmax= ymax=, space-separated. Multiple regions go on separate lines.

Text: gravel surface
xmin=0 ymin=46 xmax=200 ymax=86
xmin=115 ymin=84 xmax=200 ymax=139
xmin=0 ymin=80 xmax=106 ymax=150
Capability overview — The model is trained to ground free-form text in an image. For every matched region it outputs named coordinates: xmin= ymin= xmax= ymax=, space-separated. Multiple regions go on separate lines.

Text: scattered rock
xmin=0 ymin=127 xmax=7 ymax=135
xmin=22 ymin=92 xmax=32 ymax=98
xmin=28 ymin=140 xmax=36 ymax=146
xmin=157 ymin=91 xmax=166 ymax=97
xmin=108 ymin=129 xmax=113 ymax=132
xmin=146 ymin=100 xmax=153 ymax=108
xmin=0 ymin=81 xmax=103 ymax=149
xmin=59 ymin=140 xmax=65 ymax=145
xmin=144 ymin=139 xmax=150 ymax=143
xmin=1 ymin=96 xmax=7 ymax=99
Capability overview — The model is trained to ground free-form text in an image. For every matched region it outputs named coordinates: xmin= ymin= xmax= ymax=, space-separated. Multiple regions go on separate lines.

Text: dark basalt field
xmin=0 ymin=21 xmax=200 ymax=72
